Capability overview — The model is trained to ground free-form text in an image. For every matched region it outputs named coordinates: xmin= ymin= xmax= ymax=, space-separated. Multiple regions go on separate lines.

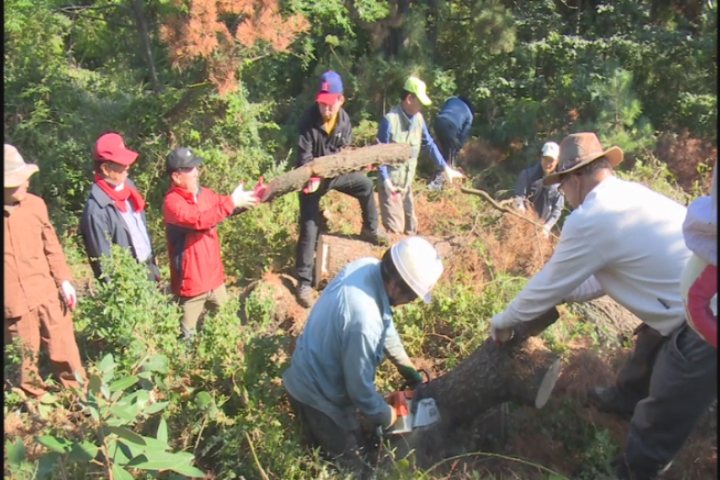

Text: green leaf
xmin=111 ymin=464 xmax=135 ymax=480
xmin=144 ymin=354 xmax=168 ymax=373
xmin=171 ymin=463 xmax=206 ymax=478
xmin=98 ymin=353 xmax=115 ymax=373
xmin=88 ymin=374 xmax=103 ymax=394
xmin=126 ymin=451 xmax=194 ymax=470
xmin=37 ymin=452 xmax=60 ymax=479
xmin=109 ymin=376 xmax=139 ymax=392
xmin=156 ymin=417 xmax=168 ymax=444
xmin=67 ymin=441 xmax=100 ymax=463
xmin=101 ymin=384 xmax=111 ymax=399
xmin=38 ymin=393 xmax=59 ymax=404
xmin=109 ymin=404 xmax=138 ymax=423
xmin=35 ymin=436 xmax=72 ymax=454
xmin=107 ymin=426 xmax=147 ymax=446
xmin=145 ymin=401 xmax=169 ymax=415
xmin=6 ymin=438 xmax=27 ymax=468
xmin=194 ymin=391 xmax=213 ymax=410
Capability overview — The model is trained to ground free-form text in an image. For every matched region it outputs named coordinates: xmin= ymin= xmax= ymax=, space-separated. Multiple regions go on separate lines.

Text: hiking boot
xmin=586 ymin=386 xmax=635 ymax=420
xmin=360 ymin=228 xmax=390 ymax=246
xmin=296 ymin=284 xmax=316 ymax=309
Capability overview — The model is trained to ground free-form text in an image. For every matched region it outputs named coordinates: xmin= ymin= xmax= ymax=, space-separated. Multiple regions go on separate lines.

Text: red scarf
xmin=93 ymin=173 xmax=146 ymax=213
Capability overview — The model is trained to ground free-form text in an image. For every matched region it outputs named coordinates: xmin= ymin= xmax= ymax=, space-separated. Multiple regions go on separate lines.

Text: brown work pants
xmin=4 ymin=296 xmax=86 ymax=399
xmin=177 ymin=284 xmax=227 ymax=339
xmin=378 ymin=186 xmax=417 ymax=235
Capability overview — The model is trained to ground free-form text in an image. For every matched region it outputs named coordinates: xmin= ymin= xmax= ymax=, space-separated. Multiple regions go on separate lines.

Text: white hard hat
xmin=541 ymin=142 xmax=560 ymax=161
xmin=390 ymin=236 xmax=444 ymax=304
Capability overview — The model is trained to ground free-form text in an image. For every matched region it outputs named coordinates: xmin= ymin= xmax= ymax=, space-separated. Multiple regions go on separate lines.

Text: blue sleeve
xmin=421 ymin=121 xmax=447 ymax=170
xmin=545 ymin=191 xmax=565 ymax=229
xmin=342 ymin=328 xmax=392 ymax=427
xmin=377 ymin=117 xmax=391 ymax=181
xmin=383 ymin=320 xmax=412 ymax=368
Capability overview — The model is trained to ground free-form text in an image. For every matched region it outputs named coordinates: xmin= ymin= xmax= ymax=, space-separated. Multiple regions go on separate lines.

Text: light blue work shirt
xmin=282 ymin=258 xmax=413 ymax=430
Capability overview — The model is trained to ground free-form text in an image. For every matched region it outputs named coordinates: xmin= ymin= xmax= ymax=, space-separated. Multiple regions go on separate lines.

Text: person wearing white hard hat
xmin=282 ymin=236 xmax=444 ymax=472
xmin=4 ymin=144 xmax=87 ymax=402
xmin=513 ymin=141 xmax=565 ymax=238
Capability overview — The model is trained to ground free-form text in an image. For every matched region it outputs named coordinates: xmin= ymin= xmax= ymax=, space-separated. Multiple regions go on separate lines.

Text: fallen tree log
xmin=387 ymin=307 xmax=562 ymax=468
xmin=260 ymin=144 xmax=412 ymax=203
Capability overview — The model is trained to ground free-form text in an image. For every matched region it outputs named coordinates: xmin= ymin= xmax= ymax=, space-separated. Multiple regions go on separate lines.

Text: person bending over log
xmin=488 ymin=133 xmax=717 ymax=480
xmin=294 ymin=70 xmax=389 ymax=309
xmin=282 ymin=237 xmax=444 ymax=477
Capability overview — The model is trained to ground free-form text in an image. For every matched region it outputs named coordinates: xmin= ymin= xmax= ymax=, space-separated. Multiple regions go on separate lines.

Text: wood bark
xmin=260 ymin=144 xmax=411 ymax=203
xmin=130 ymin=0 xmax=159 ymax=92
xmin=388 ymin=308 xmax=562 ymax=468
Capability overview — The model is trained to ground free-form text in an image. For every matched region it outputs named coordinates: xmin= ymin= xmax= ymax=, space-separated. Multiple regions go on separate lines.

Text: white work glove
xmin=231 ymin=182 xmax=259 ymax=209
xmin=383 ymin=178 xmax=403 ymax=199
xmin=61 ymin=281 xmax=77 ymax=311
xmin=542 ymin=225 xmax=551 ymax=239
xmin=490 ymin=313 xmax=516 ymax=344
xmin=303 ymin=177 xmax=321 ymax=194
xmin=515 ymin=198 xmax=526 ymax=212
xmin=443 ymin=165 xmax=465 ymax=184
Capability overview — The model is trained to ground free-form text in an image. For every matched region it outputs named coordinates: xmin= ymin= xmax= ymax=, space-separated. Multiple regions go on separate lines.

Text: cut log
xmin=260 ymin=144 xmax=412 ymax=203
xmin=313 ymin=233 xmax=466 ymax=288
xmin=386 ymin=307 xmax=562 ymax=468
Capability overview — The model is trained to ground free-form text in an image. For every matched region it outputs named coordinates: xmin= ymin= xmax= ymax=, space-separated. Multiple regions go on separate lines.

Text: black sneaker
xmin=586 ymin=386 xmax=635 ymax=420
xmin=296 ymin=284 xmax=316 ymax=309
xmin=360 ymin=228 xmax=390 ymax=246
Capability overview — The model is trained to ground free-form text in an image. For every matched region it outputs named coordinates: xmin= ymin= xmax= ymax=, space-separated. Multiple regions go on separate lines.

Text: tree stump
xmin=260 ymin=144 xmax=412 ymax=203
xmin=386 ymin=308 xmax=562 ymax=468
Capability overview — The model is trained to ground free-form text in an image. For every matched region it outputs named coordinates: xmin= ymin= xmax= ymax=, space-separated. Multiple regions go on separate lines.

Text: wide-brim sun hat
xmin=543 ymin=132 xmax=623 ymax=186
xmin=4 ymin=144 xmax=39 ymax=188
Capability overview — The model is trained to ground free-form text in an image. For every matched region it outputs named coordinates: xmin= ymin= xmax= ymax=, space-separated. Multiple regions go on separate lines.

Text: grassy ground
xmin=4 ymin=156 xmax=716 ymax=480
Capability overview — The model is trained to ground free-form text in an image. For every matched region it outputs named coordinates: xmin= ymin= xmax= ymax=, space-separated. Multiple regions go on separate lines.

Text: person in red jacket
xmin=162 ymin=147 xmax=260 ymax=340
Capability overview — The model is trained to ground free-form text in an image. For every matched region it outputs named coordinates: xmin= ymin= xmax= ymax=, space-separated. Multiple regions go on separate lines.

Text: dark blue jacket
xmin=80 ymin=178 xmax=155 ymax=280
xmin=436 ymin=97 xmax=474 ymax=147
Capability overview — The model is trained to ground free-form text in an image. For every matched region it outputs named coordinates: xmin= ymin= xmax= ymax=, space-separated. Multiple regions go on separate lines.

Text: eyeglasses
xmin=558 ymin=174 xmax=570 ymax=193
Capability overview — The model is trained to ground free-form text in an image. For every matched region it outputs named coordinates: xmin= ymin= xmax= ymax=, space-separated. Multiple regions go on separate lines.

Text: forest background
xmin=3 ymin=1 xmax=718 ymax=479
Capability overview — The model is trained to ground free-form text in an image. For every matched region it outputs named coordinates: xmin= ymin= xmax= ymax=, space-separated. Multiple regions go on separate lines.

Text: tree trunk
xmin=130 ymin=0 xmax=159 ymax=92
xmin=388 ymin=308 xmax=562 ymax=468
xmin=260 ymin=144 xmax=411 ymax=203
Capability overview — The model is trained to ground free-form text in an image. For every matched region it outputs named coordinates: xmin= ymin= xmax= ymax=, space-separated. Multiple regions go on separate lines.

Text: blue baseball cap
xmin=316 ymin=70 xmax=343 ymax=105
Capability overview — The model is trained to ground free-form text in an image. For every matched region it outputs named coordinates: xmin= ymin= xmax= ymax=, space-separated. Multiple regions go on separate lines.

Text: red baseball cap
xmin=93 ymin=132 xmax=139 ymax=166
xmin=316 ymin=70 xmax=344 ymax=105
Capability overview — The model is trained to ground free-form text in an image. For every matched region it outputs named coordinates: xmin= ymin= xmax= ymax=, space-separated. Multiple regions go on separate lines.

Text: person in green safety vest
xmin=376 ymin=76 xmax=464 ymax=234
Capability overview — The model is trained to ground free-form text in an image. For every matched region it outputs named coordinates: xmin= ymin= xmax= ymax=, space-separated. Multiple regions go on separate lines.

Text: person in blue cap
xmin=294 ymin=70 xmax=389 ymax=308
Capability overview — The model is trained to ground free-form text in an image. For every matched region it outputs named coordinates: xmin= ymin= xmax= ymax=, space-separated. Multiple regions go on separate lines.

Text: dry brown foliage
xmin=655 ymin=130 xmax=717 ymax=194
xmin=460 ymin=137 xmax=506 ymax=170
xmin=160 ymin=0 xmax=309 ymax=95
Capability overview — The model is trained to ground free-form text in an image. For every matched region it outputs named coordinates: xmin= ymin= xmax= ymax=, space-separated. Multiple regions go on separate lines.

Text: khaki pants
xmin=4 ymin=296 xmax=86 ymax=399
xmin=378 ymin=186 xmax=417 ymax=235
xmin=178 ymin=284 xmax=227 ymax=339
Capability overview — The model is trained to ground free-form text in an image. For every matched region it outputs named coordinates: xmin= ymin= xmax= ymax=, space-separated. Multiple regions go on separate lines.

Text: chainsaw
xmin=382 ymin=368 xmax=441 ymax=435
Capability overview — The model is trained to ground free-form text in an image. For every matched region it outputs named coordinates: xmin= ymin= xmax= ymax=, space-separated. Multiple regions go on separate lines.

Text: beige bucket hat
xmin=543 ymin=133 xmax=623 ymax=186
xmin=4 ymin=144 xmax=39 ymax=188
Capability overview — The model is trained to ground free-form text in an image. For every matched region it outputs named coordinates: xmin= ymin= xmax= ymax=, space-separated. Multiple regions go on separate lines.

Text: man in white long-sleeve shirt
xmin=490 ymin=132 xmax=717 ymax=480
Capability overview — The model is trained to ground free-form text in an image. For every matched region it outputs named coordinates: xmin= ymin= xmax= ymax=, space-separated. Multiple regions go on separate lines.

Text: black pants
xmin=433 ymin=117 xmax=462 ymax=168
xmin=287 ymin=393 xmax=369 ymax=475
xmin=612 ymin=322 xmax=717 ymax=480
xmin=142 ymin=257 xmax=161 ymax=283
xmin=295 ymin=172 xmax=379 ymax=286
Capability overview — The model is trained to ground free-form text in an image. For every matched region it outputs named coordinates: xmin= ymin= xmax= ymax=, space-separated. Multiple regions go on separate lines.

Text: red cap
xmin=93 ymin=133 xmax=139 ymax=166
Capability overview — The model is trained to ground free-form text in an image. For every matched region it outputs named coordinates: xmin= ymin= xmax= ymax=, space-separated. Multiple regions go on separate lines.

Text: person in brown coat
xmin=4 ymin=144 xmax=86 ymax=400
